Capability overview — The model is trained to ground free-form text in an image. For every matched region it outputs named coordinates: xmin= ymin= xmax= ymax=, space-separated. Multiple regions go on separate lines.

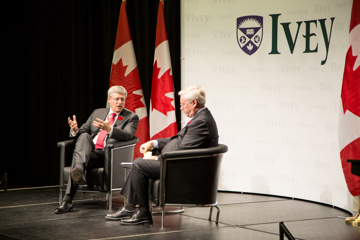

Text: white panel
xmin=183 ymin=0 xmax=354 ymax=212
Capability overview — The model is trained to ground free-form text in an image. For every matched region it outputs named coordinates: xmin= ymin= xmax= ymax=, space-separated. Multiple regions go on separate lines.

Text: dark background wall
xmin=2 ymin=0 xmax=180 ymax=188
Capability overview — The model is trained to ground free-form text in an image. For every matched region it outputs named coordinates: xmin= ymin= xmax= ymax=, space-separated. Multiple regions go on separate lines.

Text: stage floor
xmin=0 ymin=187 xmax=359 ymax=240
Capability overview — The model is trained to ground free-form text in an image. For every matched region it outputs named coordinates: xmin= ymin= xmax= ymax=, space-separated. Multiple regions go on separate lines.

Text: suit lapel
xmin=100 ymin=108 xmax=109 ymax=120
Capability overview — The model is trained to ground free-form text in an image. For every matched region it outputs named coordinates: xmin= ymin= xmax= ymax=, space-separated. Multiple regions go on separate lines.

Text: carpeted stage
xmin=0 ymin=187 xmax=359 ymax=240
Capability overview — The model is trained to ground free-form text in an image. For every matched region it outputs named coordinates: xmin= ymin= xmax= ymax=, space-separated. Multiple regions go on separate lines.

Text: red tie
xmin=95 ymin=113 xmax=116 ymax=149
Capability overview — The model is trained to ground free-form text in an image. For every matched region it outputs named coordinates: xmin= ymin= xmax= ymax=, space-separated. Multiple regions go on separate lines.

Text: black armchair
xmin=58 ymin=137 xmax=139 ymax=210
xmin=149 ymin=144 xmax=228 ymax=228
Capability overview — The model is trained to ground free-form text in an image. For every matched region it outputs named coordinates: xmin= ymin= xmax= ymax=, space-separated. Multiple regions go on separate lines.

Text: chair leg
xmin=59 ymin=189 xmax=63 ymax=205
xmin=215 ymin=206 xmax=220 ymax=224
xmin=209 ymin=206 xmax=220 ymax=224
xmin=108 ymin=192 xmax=112 ymax=210
xmin=161 ymin=205 xmax=165 ymax=228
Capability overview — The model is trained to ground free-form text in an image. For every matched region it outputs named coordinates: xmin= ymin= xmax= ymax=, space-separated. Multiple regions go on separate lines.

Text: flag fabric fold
xmin=109 ymin=0 xmax=149 ymax=159
xmin=339 ymin=0 xmax=360 ymax=196
xmin=150 ymin=0 xmax=177 ymax=140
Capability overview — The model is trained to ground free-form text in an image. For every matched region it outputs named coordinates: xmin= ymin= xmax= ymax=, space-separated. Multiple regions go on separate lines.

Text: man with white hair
xmin=106 ymin=85 xmax=219 ymax=225
xmin=55 ymin=86 xmax=139 ymax=213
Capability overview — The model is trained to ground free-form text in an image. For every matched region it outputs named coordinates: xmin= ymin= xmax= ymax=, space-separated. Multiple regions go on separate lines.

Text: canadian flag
xmin=150 ymin=0 xmax=177 ymax=140
xmin=109 ymin=0 xmax=149 ymax=159
xmin=339 ymin=0 xmax=360 ymax=196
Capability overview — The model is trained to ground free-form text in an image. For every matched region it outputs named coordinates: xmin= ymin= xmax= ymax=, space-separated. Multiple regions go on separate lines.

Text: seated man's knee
xmin=77 ymin=132 xmax=91 ymax=140
xmin=75 ymin=133 xmax=93 ymax=145
xmin=133 ymin=158 xmax=145 ymax=169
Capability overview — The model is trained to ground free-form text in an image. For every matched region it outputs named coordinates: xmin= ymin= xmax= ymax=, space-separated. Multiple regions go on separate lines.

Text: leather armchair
xmin=58 ymin=137 xmax=139 ymax=210
xmin=149 ymin=144 xmax=228 ymax=228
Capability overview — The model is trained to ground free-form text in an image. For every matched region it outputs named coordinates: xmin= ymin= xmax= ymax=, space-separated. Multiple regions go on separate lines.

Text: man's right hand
xmin=68 ymin=115 xmax=78 ymax=134
xmin=140 ymin=141 xmax=154 ymax=154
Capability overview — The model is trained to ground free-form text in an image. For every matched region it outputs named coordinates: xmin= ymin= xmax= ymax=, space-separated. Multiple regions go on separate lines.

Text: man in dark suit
xmin=105 ymin=85 xmax=218 ymax=225
xmin=55 ymin=86 xmax=139 ymax=213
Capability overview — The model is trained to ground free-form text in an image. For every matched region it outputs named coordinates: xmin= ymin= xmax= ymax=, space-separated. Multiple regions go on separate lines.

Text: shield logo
xmin=236 ymin=15 xmax=263 ymax=56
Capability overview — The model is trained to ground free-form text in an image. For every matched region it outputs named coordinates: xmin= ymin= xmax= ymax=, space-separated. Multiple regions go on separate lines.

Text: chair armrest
xmin=105 ymin=137 xmax=139 ymax=150
xmin=57 ymin=139 xmax=75 ymax=148
xmin=161 ymin=144 xmax=228 ymax=160
xmin=121 ymin=162 xmax=133 ymax=166
xmin=57 ymin=139 xmax=75 ymax=167
xmin=104 ymin=137 xmax=139 ymax=166
xmin=57 ymin=139 xmax=76 ymax=188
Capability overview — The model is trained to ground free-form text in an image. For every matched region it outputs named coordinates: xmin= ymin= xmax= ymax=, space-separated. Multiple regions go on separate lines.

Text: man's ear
xmin=193 ymin=99 xmax=198 ymax=108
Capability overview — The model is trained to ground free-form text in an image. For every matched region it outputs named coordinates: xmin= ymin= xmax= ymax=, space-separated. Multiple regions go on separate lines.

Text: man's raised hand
xmin=93 ymin=115 xmax=111 ymax=132
xmin=68 ymin=115 xmax=78 ymax=133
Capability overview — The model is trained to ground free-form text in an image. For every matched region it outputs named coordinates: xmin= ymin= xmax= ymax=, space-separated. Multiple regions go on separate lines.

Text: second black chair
xmin=149 ymin=144 xmax=228 ymax=228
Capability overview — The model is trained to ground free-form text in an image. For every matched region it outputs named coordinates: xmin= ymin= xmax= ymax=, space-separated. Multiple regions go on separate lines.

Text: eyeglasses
xmin=111 ymin=97 xmax=125 ymax=103
xmin=180 ymin=101 xmax=189 ymax=108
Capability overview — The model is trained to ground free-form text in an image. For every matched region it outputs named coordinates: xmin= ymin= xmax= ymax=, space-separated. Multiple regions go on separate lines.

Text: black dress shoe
xmin=105 ymin=207 xmax=135 ymax=221
xmin=70 ymin=168 xmax=85 ymax=182
xmin=120 ymin=210 xmax=153 ymax=225
xmin=54 ymin=201 xmax=73 ymax=214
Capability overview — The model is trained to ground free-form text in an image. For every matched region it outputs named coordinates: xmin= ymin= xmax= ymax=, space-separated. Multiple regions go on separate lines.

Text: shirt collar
xmin=109 ymin=109 xmax=119 ymax=117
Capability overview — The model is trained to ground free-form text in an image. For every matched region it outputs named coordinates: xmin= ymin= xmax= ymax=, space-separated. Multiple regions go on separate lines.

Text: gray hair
xmin=108 ymin=85 xmax=127 ymax=99
xmin=178 ymin=85 xmax=206 ymax=106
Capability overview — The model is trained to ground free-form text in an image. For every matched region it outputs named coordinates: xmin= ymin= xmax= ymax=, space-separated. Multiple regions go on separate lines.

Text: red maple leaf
xmin=109 ymin=58 xmax=145 ymax=113
xmin=151 ymin=60 xmax=175 ymax=115
xmin=341 ymin=46 xmax=360 ymax=117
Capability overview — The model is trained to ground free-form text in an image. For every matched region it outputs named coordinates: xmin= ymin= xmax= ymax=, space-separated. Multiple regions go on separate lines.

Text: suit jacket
xmin=74 ymin=108 xmax=139 ymax=144
xmin=157 ymin=108 xmax=218 ymax=153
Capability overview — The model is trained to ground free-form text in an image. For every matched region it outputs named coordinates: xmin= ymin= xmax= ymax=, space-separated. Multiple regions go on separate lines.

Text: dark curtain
xmin=2 ymin=0 xmax=180 ymax=187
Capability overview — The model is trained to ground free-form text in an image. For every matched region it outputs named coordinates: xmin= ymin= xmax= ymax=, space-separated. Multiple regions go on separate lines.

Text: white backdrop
xmin=181 ymin=0 xmax=354 ymax=212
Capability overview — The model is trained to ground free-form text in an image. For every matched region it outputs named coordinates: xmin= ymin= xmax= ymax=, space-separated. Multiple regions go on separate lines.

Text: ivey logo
xmin=236 ymin=16 xmax=263 ymax=56
xmin=236 ymin=14 xmax=335 ymax=65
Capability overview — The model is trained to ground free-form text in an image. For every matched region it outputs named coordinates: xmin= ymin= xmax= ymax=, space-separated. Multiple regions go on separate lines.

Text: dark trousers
xmin=120 ymin=158 xmax=160 ymax=206
xmin=64 ymin=133 xmax=104 ymax=202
